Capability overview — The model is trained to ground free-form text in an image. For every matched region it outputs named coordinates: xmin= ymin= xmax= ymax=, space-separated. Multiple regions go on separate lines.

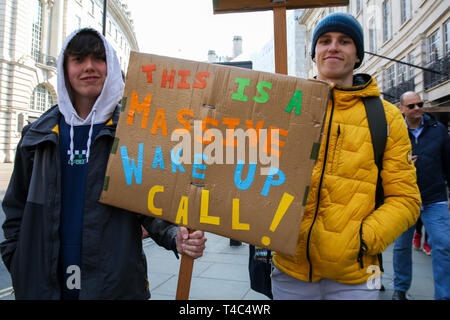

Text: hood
xmin=57 ymin=28 xmax=124 ymax=126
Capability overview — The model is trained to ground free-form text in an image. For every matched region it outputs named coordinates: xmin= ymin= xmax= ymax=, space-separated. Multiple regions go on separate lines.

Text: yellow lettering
xmin=199 ymin=189 xmax=220 ymax=225
xmin=232 ymin=199 xmax=250 ymax=230
xmin=148 ymin=185 xmax=164 ymax=215
xmin=175 ymin=196 xmax=189 ymax=225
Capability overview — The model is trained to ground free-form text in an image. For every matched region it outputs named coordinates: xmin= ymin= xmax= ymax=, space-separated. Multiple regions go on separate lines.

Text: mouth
xmin=80 ymin=76 xmax=100 ymax=82
xmin=325 ymin=56 xmax=343 ymax=61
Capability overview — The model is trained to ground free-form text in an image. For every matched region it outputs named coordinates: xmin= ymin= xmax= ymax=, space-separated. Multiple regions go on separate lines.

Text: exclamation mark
xmin=261 ymin=192 xmax=295 ymax=247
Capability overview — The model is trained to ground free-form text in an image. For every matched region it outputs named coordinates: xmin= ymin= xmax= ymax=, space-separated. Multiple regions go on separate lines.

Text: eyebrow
xmin=318 ymin=34 xmax=352 ymax=40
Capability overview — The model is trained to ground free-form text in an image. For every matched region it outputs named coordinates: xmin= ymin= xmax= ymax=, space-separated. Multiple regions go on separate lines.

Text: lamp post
xmin=102 ymin=0 xmax=108 ymax=36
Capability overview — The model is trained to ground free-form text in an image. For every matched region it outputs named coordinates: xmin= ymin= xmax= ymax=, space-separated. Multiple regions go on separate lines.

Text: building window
xmin=369 ymin=18 xmax=377 ymax=53
xmin=428 ymin=30 xmax=442 ymax=62
xmin=30 ymin=84 xmax=54 ymax=111
xmin=408 ymin=51 xmax=415 ymax=79
xmin=397 ymin=57 xmax=407 ymax=84
xmin=445 ymin=20 xmax=450 ymax=54
xmin=383 ymin=65 xmax=395 ymax=91
xmin=75 ymin=15 xmax=81 ymax=29
xmin=90 ymin=0 xmax=95 ymax=15
xmin=382 ymin=0 xmax=392 ymax=43
xmin=400 ymin=0 xmax=411 ymax=25
xmin=17 ymin=113 xmax=25 ymax=133
xmin=356 ymin=0 xmax=362 ymax=14
xmin=31 ymin=0 xmax=43 ymax=60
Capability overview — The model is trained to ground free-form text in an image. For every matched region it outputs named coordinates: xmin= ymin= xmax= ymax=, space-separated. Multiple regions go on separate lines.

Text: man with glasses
xmin=392 ymin=91 xmax=450 ymax=300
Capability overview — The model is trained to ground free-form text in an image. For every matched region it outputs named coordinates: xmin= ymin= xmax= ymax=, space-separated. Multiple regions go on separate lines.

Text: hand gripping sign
xmin=100 ymin=52 xmax=329 ymax=257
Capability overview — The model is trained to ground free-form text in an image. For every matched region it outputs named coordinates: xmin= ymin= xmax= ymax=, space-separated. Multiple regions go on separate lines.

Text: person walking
xmin=271 ymin=13 xmax=421 ymax=300
xmin=0 ymin=28 xmax=206 ymax=300
xmin=392 ymin=91 xmax=450 ymax=300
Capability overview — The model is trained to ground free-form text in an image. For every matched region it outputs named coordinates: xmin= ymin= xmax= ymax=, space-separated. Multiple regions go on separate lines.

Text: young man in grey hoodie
xmin=1 ymin=28 xmax=206 ymax=300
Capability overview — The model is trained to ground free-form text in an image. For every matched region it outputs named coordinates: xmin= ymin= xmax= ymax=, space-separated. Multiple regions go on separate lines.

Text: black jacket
xmin=1 ymin=105 xmax=178 ymax=299
xmin=408 ymin=113 xmax=450 ymax=205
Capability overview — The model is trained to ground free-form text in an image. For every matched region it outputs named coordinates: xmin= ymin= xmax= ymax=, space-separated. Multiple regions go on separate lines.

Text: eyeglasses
xmin=406 ymin=102 xmax=424 ymax=109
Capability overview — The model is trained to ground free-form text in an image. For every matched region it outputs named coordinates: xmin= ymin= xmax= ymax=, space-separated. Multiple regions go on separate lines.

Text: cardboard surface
xmin=212 ymin=0 xmax=349 ymax=14
xmin=99 ymin=52 xmax=330 ymax=256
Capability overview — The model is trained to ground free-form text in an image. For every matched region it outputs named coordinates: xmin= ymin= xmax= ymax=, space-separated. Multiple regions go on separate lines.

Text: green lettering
xmin=231 ymin=78 xmax=250 ymax=102
xmin=253 ymin=81 xmax=272 ymax=103
xmin=285 ymin=90 xmax=302 ymax=115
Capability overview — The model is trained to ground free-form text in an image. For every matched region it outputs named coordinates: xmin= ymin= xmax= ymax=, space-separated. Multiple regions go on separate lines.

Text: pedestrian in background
xmin=271 ymin=13 xmax=421 ymax=300
xmin=392 ymin=91 xmax=450 ymax=300
xmin=0 ymin=28 xmax=206 ymax=300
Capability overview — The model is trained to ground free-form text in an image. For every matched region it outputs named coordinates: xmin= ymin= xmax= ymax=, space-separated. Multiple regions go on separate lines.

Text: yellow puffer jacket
xmin=273 ymin=74 xmax=421 ymax=284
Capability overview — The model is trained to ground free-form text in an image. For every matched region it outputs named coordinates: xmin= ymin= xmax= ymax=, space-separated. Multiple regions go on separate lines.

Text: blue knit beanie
xmin=311 ymin=13 xmax=364 ymax=69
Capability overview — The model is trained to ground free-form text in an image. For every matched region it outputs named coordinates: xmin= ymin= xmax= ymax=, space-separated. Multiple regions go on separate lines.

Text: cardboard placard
xmin=99 ymin=52 xmax=330 ymax=256
xmin=212 ymin=0 xmax=349 ymax=14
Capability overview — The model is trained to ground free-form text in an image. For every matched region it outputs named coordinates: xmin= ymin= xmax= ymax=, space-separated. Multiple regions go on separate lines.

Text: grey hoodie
xmin=57 ymin=28 xmax=124 ymax=164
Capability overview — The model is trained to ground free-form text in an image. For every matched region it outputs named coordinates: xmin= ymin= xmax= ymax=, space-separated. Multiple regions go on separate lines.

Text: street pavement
xmin=0 ymin=162 xmax=434 ymax=300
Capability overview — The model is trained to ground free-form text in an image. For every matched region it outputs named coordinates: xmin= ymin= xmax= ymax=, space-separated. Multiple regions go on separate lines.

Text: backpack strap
xmin=362 ymin=96 xmax=387 ymax=209
xmin=362 ymin=96 xmax=387 ymax=274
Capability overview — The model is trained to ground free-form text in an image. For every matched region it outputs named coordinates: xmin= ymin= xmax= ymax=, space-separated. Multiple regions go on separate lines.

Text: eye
xmin=71 ymin=56 xmax=83 ymax=63
xmin=318 ymin=38 xmax=330 ymax=45
xmin=340 ymin=38 xmax=352 ymax=45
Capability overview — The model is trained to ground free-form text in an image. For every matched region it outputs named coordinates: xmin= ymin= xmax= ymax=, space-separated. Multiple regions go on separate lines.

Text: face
xmin=313 ymin=32 xmax=360 ymax=86
xmin=400 ymin=93 xmax=424 ymax=122
xmin=65 ymin=53 xmax=107 ymax=104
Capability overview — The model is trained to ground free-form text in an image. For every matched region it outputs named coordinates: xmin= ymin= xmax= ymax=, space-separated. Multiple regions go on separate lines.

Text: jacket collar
xmin=331 ymin=73 xmax=381 ymax=109
xmin=21 ymin=105 xmax=120 ymax=148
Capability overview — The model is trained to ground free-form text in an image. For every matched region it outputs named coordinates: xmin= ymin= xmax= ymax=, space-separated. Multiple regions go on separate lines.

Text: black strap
xmin=362 ymin=96 xmax=387 ymax=209
xmin=363 ymin=97 xmax=387 ymax=274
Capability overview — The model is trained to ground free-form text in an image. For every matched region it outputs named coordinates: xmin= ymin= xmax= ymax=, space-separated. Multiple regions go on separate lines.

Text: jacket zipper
xmin=306 ymin=90 xmax=335 ymax=282
xmin=331 ymin=125 xmax=341 ymax=172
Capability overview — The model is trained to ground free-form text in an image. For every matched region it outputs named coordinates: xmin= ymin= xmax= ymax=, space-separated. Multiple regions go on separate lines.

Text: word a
xmin=66 ymin=265 xmax=81 ymax=290
xmin=366 ymin=265 xmax=381 ymax=289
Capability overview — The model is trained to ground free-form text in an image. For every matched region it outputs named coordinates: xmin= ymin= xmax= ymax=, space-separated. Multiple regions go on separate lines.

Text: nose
xmin=328 ymin=39 xmax=339 ymax=51
xmin=83 ymin=56 xmax=95 ymax=71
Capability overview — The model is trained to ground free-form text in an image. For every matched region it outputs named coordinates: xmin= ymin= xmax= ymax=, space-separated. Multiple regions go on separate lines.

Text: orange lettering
xmin=262 ymin=126 xmax=288 ymax=157
xmin=150 ymin=108 xmax=168 ymax=136
xmin=142 ymin=65 xmax=156 ymax=83
xmin=175 ymin=109 xmax=194 ymax=132
xmin=177 ymin=70 xmax=191 ymax=89
xmin=193 ymin=72 xmax=210 ymax=89
xmin=222 ymin=118 xmax=240 ymax=146
xmin=161 ymin=69 xmax=176 ymax=88
xmin=127 ymin=91 xmax=151 ymax=128
xmin=246 ymin=120 xmax=265 ymax=147
xmin=195 ymin=118 xmax=218 ymax=144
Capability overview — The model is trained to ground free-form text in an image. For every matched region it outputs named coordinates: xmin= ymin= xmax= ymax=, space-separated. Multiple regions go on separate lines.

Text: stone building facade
xmin=299 ymin=0 xmax=449 ymax=126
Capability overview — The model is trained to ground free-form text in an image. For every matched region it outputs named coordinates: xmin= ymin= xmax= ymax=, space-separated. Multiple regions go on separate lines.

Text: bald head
xmin=400 ymin=91 xmax=421 ymax=106
xmin=399 ymin=91 xmax=424 ymax=127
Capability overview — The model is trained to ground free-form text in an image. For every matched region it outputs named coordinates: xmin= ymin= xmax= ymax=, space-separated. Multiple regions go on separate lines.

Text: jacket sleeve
xmin=362 ymin=105 xmax=421 ymax=256
xmin=139 ymin=215 xmax=178 ymax=252
xmin=1 ymin=125 xmax=34 ymax=272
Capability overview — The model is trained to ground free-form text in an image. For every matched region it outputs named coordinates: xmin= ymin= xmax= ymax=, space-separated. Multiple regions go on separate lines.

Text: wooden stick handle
xmin=273 ymin=6 xmax=288 ymax=75
xmin=175 ymin=254 xmax=195 ymax=300
xmin=175 ymin=228 xmax=195 ymax=300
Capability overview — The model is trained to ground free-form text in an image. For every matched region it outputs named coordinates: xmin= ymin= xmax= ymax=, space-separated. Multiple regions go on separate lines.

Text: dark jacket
xmin=1 ymin=105 xmax=178 ymax=300
xmin=408 ymin=113 xmax=450 ymax=205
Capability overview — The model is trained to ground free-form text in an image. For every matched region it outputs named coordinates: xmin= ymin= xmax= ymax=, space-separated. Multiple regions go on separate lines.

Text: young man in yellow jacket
xmin=271 ymin=12 xmax=421 ymax=300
